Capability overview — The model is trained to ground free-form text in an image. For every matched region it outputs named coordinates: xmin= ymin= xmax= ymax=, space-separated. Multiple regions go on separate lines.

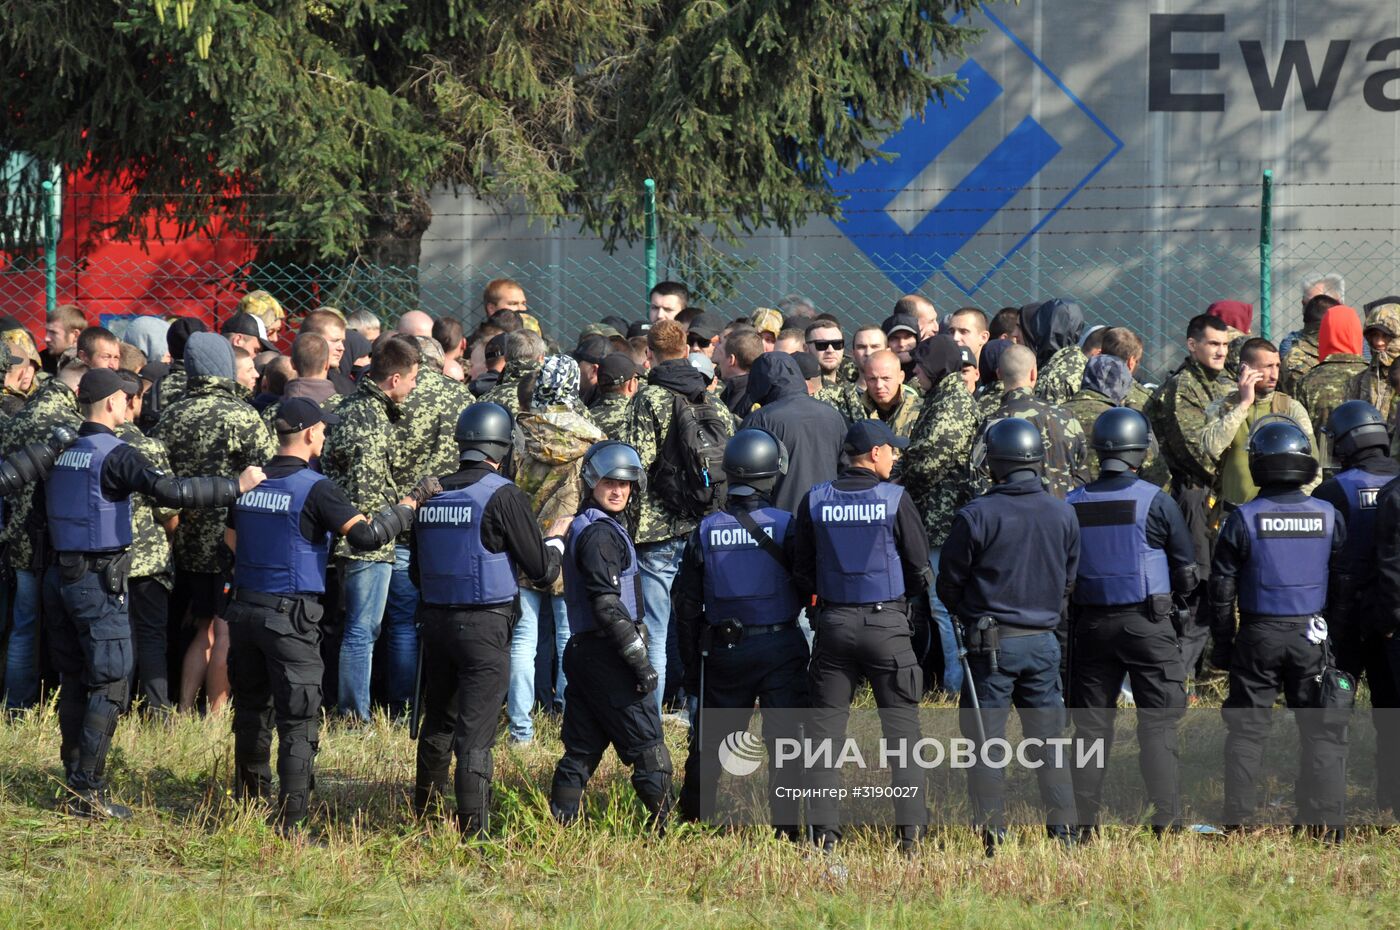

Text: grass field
xmin=0 ymin=699 xmax=1397 ymax=929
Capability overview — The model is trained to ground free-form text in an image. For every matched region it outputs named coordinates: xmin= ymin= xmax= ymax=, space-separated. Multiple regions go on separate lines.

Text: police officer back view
xmin=225 ymin=397 xmax=438 ymax=831
xmin=1210 ymin=419 xmax=1348 ymax=840
xmin=410 ymin=403 xmax=568 ymax=837
xmin=44 ymin=369 xmax=266 ymax=818
xmin=549 ymin=441 xmax=673 ymax=832
xmin=1360 ymin=404 xmax=1400 ymax=813
xmin=792 ymin=419 xmax=931 ymax=854
xmin=1065 ymin=408 xmax=1198 ymax=836
xmin=937 ymin=418 xmax=1079 ymax=855
xmin=674 ymin=428 xmax=810 ymax=832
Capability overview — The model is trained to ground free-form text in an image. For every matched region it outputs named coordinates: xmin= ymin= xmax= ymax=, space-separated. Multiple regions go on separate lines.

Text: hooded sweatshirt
xmin=1318 ymin=304 xmax=1362 ymax=361
xmin=515 ymin=394 xmax=605 ymax=594
xmin=183 ymin=332 xmax=235 ymax=381
xmin=1080 ymin=354 xmax=1134 ymax=406
xmin=123 ymin=315 xmax=170 ymax=365
xmin=739 ymin=352 xmax=848 ymax=513
xmin=1353 ymin=303 xmax=1400 ymax=420
xmin=1020 ymin=299 xmax=1085 ymax=368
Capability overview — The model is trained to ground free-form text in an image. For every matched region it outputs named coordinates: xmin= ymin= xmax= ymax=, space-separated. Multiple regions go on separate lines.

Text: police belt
xmin=819 ymin=597 xmax=907 ymax=611
xmin=230 ymin=587 xmax=300 ymax=614
xmin=710 ymin=620 xmax=798 ymax=639
xmin=1238 ymin=611 xmax=1317 ymax=625
xmin=59 ymin=551 xmax=127 ymax=573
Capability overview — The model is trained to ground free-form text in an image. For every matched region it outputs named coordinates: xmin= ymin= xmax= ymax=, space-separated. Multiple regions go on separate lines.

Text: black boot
xmin=72 ymin=788 xmax=132 ymax=820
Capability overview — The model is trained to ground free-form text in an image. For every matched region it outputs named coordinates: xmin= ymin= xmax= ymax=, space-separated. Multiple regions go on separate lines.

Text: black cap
xmin=686 ymin=314 xmax=721 ymax=342
xmin=485 ymin=332 xmax=508 ymax=360
xmin=166 ymin=316 xmax=208 ymax=361
xmin=881 ymin=313 xmax=919 ymax=337
xmin=221 ymin=312 xmax=276 ymax=352
xmin=138 ymin=361 xmax=170 ymax=384
xmin=274 ymin=396 xmax=342 ymax=433
xmin=843 ymin=419 xmax=909 ymax=455
xmin=598 ymin=352 xmax=640 ymax=387
xmin=77 ymin=368 xmax=140 ymax=405
xmin=790 ymin=351 xmax=821 ymax=381
xmin=957 ymin=345 xmax=977 ymax=368
xmin=570 ymin=334 xmax=611 ymax=366
xmin=626 ymin=320 xmax=652 ymax=339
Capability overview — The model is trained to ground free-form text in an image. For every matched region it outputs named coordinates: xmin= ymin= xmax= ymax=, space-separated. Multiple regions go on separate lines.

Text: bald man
xmin=860 ymin=349 xmax=923 ymax=438
xmin=398 ymin=310 xmax=435 ymax=338
xmin=977 ymin=343 xmax=1090 ymax=500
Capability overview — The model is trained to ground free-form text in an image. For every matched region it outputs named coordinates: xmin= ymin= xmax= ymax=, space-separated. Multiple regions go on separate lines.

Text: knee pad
xmin=635 ymin=742 xmax=673 ymax=775
xmin=464 ymin=748 xmax=494 ymax=779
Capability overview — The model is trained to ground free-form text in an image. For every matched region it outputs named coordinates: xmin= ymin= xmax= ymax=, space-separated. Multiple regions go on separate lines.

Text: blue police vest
xmin=808 ymin=481 xmax=905 ymax=604
xmin=1237 ymin=496 xmax=1335 ymax=616
xmin=1067 ymin=478 xmax=1171 ymax=606
xmin=699 ymin=506 xmax=800 ymax=626
xmin=415 ymin=472 xmax=519 ymax=607
xmin=563 ymin=508 xmax=640 ymax=634
xmin=1332 ymin=467 xmax=1390 ymax=579
xmin=47 ymin=432 xmax=132 ymax=553
xmin=232 ymin=469 xmax=331 ymax=595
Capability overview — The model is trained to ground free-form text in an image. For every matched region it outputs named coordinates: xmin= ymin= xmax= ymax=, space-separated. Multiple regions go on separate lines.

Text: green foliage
xmin=0 ymin=0 xmax=985 ymax=266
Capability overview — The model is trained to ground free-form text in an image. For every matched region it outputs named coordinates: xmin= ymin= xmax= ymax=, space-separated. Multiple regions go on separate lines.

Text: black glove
xmin=632 ymin=662 xmax=659 ymax=696
xmin=408 ymin=475 xmax=443 ymax=505
xmin=1210 ymin=636 xmax=1233 ymax=672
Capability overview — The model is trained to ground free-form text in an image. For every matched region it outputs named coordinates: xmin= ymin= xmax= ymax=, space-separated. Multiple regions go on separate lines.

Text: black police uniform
xmin=937 ymin=469 xmax=1080 ymax=844
xmin=43 ymin=420 xmax=243 ymax=813
xmin=549 ymin=507 xmax=673 ymax=829
xmin=792 ymin=465 xmax=931 ymax=848
xmin=674 ymin=492 xmax=810 ymax=828
xmin=409 ymin=460 xmax=562 ymax=835
xmin=224 ymin=453 xmax=380 ymax=827
xmin=1317 ymin=447 xmax=1400 ymax=811
xmin=1211 ymin=487 xmax=1348 ymax=830
xmin=1066 ymin=472 xmax=1198 ymax=831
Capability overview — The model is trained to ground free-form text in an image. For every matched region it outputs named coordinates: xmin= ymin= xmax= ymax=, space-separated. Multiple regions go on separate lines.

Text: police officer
xmin=549 ymin=441 xmax=673 ymax=831
xmin=1065 ymin=408 xmax=1198 ymax=836
xmin=43 ymin=369 xmax=266 ymax=818
xmin=225 ymin=397 xmax=439 ymax=831
xmin=937 ymin=418 xmax=1079 ymax=855
xmin=411 ymin=403 xmax=569 ymax=837
xmin=791 ymin=419 xmax=930 ymax=854
xmin=1362 ymin=405 xmax=1400 ymax=813
xmin=674 ymin=428 xmax=810 ymax=833
xmin=1210 ymin=418 xmax=1348 ymax=840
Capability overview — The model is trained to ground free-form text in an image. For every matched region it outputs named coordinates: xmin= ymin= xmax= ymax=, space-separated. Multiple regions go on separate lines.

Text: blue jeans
xmin=510 ymin=589 xmax=571 ymax=741
xmin=637 ymin=539 xmax=684 ymax=714
xmin=929 ymin=548 xmax=962 ymax=696
xmin=4 ymin=570 xmax=39 ymax=708
xmin=382 ymin=545 xmax=420 ymax=709
xmin=338 ymin=558 xmax=392 ymax=721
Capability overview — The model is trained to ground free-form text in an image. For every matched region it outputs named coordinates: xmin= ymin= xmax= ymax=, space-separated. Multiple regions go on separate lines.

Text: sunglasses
xmin=688 ymin=337 xmax=712 ymax=349
xmin=809 ymin=339 xmax=845 ymax=351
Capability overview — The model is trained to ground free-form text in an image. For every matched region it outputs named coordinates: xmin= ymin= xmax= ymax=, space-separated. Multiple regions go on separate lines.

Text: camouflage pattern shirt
xmin=150 ymin=365 xmax=189 ymax=416
xmin=588 ymin=391 xmax=630 ymax=441
xmin=0 ymin=379 xmax=81 ymax=573
xmin=979 ymin=386 xmax=1092 ymax=500
xmin=814 ymin=380 xmax=862 ymax=422
xmin=513 ymin=405 xmax=605 ymax=593
xmin=393 ymin=368 xmax=475 ymax=542
xmin=976 ymin=381 xmax=1006 ymax=418
xmin=893 ymin=375 xmax=982 ymax=546
xmin=819 ymin=356 xmax=860 ymax=388
xmin=117 ymin=423 xmax=178 ymax=584
xmin=1293 ymin=354 xmax=1367 ymax=465
xmin=1062 ymin=387 xmax=1169 ymax=487
xmin=154 ymin=376 xmax=275 ymax=573
xmin=1034 ymin=345 xmax=1086 ymax=408
xmin=1144 ymin=358 xmax=1232 ymax=489
xmin=1280 ymin=330 xmax=1321 ymax=396
xmin=320 ymin=378 xmax=405 ymax=563
xmin=858 ymin=384 xmax=924 ymax=438
xmin=480 ymin=358 xmax=541 ymax=419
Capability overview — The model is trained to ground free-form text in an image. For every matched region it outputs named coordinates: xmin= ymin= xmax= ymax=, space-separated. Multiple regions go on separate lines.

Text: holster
xmin=964 ymin=616 xmax=1000 ymax=656
xmin=57 ymin=552 xmax=86 ymax=584
xmin=100 ymin=549 xmax=131 ymax=596
xmin=1148 ymin=593 xmax=1174 ymax=625
xmin=713 ymin=617 xmax=743 ymax=649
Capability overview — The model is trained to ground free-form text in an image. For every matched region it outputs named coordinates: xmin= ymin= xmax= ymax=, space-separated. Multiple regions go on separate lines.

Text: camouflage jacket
xmin=815 ymin=380 xmax=862 ymax=422
xmin=623 ymin=367 xmax=736 ymax=546
xmin=980 ymin=386 xmax=1092 ymax=500
xmin=394 ymin=369 xmax=475 ymax=541
xmin=514 ymin=405 xmax=605 ymax=593
xmin=893 ymin=375 xmax=981 ymax=545
xmin=1062 ymin=387 xmax=1168 ymax=487
xmin=1349 ymin=362 xmax=1397 ymax=424
xmin=588 ymin=391 xmax=630 ymax=441
xmin=480 ymin=358 xmax=541 ymax=418
xmin=0 ymin=379 xmax=81 ymax=572
xmin=976 ymin=381 xmax=1006 ymax=417
xmin=1125 ymin=379 xmax=1153 ymax=413
xmin=820 ymin=356 xmax=860 ymax=387
xmin=321 ymin=378 xmax=404 ymax=562
xmin=1280 ymin=330 xmax=1321 ymax=396
xmin=117 ymin=424 xmax=177 ymax=584
xmin=1295 ymin=354 xmax=1366 ymax=466
xmin=1144 ymin=358 xmax=1232 ymax=489
xmin=154 ymin=376 xmax=275 ymax=573
xmin=1034 ymin=345 xmax=1086 ymax=407
xmin=151 ymin=365 xmax=189 ymax=416
xmin=853 ymin=384 xmax=924 ymax=438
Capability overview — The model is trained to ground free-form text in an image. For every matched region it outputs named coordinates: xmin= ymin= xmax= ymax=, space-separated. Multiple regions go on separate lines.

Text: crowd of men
xmin=0 ymin=269 xmax=1395 ymax=852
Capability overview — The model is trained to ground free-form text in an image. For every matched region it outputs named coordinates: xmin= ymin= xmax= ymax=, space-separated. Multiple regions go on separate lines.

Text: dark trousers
xmin=679 ymin=624 xmax=810 ymax=825
xmin=43 ymin=566 xmax=131 ymax=792
xmin=225 ymin=595 xmax=325 ymax=827
xmin=1172 ymin=483 xmax=1215 ymax=678
xmin=1373 ymin=634 xmax=1400 ymax=812
xmin=807 ymin=602 xmax=925 ymax=840
xmin=1068 ymin=606 xmax=1187 ymax=828
xmin=963 ymin=629 xmax=1077 ymax=831
xmin=550 ymin=633 xmax=672 ymax=826
xmin=414 ymin=606 xmax=512 ymax=835
xmin=127 ymin=576 xmax=171 ymax=713
xmin=1222 ymin=619 xmax=1348 ymax=828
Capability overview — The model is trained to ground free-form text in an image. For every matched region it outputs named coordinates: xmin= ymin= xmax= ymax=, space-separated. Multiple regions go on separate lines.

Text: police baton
xmin=949 ymin=616 xmax=986 ymax=746
xmin=408 ymin=635 xmax=424 ymax=740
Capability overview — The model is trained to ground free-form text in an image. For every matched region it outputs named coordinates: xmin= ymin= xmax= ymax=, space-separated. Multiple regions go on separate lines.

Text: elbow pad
xmin=354 ymin=504 xmax=413 ymax=550
xmin=594 ymin=594 xmax=649 ymax=667
xmin=0 ymin=439 xmax=67 ymax=496
xmin=155 ymin=475 xmax=240 ymax=509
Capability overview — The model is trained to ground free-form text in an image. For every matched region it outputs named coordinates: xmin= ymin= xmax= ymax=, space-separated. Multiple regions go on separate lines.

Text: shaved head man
xmin=398 ymin=310 xmax=434 ymax=338
xmin=864 ymin=349 xmax=905 ymax=412
xmin=948 ymin=307 xmax=991 ymax=363
xmin=997 ymin=343 xmax=1038 ymax=389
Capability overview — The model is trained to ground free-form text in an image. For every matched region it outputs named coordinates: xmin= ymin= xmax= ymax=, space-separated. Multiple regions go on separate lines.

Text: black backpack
xmin=650 ymin=393 xmax=730 ymax=518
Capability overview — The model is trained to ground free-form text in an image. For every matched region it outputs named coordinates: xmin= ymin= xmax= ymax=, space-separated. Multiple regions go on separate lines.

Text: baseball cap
xmin=688 ymin=351 xmax=717 ymax=382
xmin=750 ymin=307 xmax=784 ymax=337
xmin=882 ymin=313 xmax=919 ymax=338
xmin=598 ymin=352 xmax=640 ymax=387
xmin=77 ymin=368 xmax=141 ymax=405
xmin=789 ymin=350 xmax=821 ymax=381
xmin=517 ymin=312 xmax=543 ymax=336
xmin=274 ymin=396 xmax=343 ymax=433
xmin=843 ymin=419 xmax=909 ymax=455
xmin=686 ymin=313 xmax=721 ymax=342
xmin=570 ymin=334 xmax=611 ymax=366
xmin=220 ymin=312 xmax=276 ymax=352
xmin=580 ymin=322 xmax=623 ymax=340
xmin=139 ymin=361 xmax=171 ymax=384
xmin=957 ymin=345 xmax=977 ymax=368
xmin=626 ymin=320 xmax=652 ymax=339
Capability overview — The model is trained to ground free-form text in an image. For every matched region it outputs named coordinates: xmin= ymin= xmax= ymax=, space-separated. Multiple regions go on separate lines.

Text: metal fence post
xmin=643 ymin=178 xmax=657 ymax=297
xmin=41 ymin=176 xmax=58 ymax=317
xmin=1259 ymin=169 xmax=1273 ymax=340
